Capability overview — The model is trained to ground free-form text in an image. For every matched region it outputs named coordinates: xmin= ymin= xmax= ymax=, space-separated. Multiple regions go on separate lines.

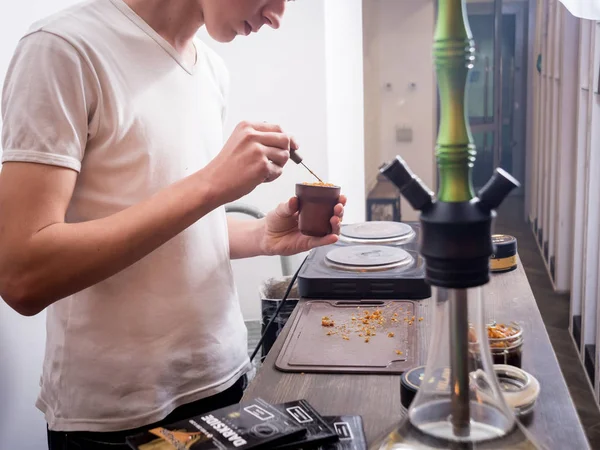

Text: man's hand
xmin=260 ymin=195 xmax=347 ymax=256
xmin=205 ymin=121 xmax=296 ymax=205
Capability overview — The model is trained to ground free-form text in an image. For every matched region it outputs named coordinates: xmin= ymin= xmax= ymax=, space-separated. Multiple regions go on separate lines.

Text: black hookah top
xmin=380 ymin=158 xmax=520 ymax=289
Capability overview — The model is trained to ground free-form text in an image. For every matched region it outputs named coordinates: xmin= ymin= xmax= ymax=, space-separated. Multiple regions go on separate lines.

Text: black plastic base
xmin=419 ymin=201 xmax=494 ymax=289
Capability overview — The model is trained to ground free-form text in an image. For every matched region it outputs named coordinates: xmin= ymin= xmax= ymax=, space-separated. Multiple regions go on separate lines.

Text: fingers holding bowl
xmin=330 ymin=214 xmax=342 ymax=236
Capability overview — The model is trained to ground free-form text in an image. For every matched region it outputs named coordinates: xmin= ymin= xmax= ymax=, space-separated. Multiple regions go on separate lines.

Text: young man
xmin=0 ymin=0 xmax=345 ymax=448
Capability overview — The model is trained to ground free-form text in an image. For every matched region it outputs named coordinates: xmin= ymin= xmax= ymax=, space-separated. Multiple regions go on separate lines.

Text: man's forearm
xmin=226 ymin=217 xmax=267 ymax=259
xmin=0 ymin=168 xmax=223 ymax=316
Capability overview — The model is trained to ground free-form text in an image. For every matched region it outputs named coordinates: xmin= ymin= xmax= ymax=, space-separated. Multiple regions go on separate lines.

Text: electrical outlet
xmin=396 ymin=125 xmax=413 ymax=143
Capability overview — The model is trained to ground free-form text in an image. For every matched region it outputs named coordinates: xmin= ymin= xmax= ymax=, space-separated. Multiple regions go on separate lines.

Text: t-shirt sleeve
xmin=1 ymin=31 xmax=99 ymax=172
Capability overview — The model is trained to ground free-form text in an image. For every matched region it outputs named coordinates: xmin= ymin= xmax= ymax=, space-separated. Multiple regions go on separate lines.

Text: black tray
xmin=275 ymin=299 xmax=418 ymax=374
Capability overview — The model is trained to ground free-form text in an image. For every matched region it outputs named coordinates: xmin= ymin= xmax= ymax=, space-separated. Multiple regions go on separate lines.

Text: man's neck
xmin=122 ymin=0 xmax=204 ymax=53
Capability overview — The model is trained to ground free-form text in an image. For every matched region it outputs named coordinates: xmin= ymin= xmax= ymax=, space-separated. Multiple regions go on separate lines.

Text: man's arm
xmin=0 ymin=162 xmax=222 ymax=316
xmin=226 ymin=216 xmax=268 ymax=259
xmin=0 ymin=122 xmax=293 ymax=317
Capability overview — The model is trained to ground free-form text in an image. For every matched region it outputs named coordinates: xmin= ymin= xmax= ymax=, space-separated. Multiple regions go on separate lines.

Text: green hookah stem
xmin=433 ymin=0 xmax=477 ymax=203
xmin=434 ymin=0 xmax=475 ymax=438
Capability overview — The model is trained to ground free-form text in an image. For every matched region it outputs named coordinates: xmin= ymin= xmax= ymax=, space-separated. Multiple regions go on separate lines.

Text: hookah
xmin=371 ymin=1 xmax=544 ymax=449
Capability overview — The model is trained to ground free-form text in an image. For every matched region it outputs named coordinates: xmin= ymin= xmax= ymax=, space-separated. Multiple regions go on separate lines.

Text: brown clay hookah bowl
xmin=295 ymin=183 xmax=341 ymax=237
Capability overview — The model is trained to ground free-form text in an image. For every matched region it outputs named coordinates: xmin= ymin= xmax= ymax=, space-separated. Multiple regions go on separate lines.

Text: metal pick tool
xmin=290 ymin=149 xmax=324 ymax=183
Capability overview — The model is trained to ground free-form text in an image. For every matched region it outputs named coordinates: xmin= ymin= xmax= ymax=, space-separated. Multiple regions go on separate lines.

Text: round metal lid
xmin=470 ymin=365 xmax=540 ymax=418
xmin=325 ymin=245 xmax=412 ymax=271
xmin=341 ymin=221 xmax=414 ymax=240
xmin=494 ymin=364 xmax=540 ymax=414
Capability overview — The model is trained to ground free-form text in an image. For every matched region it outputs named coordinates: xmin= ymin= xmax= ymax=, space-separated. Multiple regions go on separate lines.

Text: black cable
xmin=250 ymin=255 xmax=308 ymax=362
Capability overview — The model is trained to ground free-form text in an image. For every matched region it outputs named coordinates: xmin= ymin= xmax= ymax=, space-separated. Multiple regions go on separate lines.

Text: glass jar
xmin=488 ymin=322 xmax=524 ymax=368
xmin=469 ymin=321 xmax=524 ymax=369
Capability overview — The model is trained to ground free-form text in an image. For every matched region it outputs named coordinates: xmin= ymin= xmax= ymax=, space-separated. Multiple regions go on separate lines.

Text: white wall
xmin=324 ymin=0 xmax=366 ymax=213
xmin=0 ymin=2 xmax=365 ymax=448
xmin=362 ymin=0 xmax=383 ymax=195
xmin=363 ymin=0 xmax=436 ymax=221
xmin=200 ymin=0 xmax=366 ymax=321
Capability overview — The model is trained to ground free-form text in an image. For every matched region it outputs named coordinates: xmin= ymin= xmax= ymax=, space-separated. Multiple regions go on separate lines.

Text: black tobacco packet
xmin=126 ymin=397 xmax=307 ymax=450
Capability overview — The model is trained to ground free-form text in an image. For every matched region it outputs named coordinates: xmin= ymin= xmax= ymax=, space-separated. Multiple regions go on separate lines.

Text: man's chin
xmin=206 ymin=28 xmax=238 ymax=43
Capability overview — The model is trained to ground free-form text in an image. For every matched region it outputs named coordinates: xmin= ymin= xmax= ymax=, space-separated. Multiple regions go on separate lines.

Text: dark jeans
xmin=47 ymin=375 xmax=247 ymax=450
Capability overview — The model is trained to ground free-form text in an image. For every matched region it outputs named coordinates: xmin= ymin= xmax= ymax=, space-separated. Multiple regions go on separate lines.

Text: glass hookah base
xmin=372 ymin=415 xmax=541 ymax=450
xmin=409 ymin=399 xmax=512 ymax=443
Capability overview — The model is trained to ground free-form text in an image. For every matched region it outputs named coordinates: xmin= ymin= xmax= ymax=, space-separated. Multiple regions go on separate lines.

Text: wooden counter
xmin=243 ymin=256 xmax=590 ymax=449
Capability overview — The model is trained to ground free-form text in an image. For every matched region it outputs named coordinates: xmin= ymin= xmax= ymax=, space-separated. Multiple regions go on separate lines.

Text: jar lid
xmin=470 ymin=365 xmax=541 ymax=417
xmin=400 ymin=365 xmax=426 ymax=409
xmin=494 ymin=364 xmax=540 ymax=416
xmin=400 ymin=366 xmax=452 ymax=409
xmin=491 ymin=234 xmax=517 ymax=259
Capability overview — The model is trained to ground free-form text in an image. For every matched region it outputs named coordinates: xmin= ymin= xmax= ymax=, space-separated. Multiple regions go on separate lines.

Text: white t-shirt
xmin=1 ymin=0 xmax=250 ymax=432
